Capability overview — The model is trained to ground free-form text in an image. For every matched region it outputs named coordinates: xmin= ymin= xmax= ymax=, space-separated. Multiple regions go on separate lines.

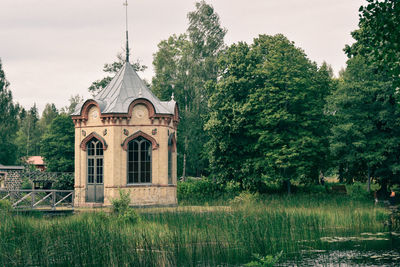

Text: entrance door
xmin=86 ymin=139 xmax=104 ymax=203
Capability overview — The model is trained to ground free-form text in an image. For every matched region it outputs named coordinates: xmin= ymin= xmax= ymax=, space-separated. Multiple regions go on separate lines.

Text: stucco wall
xmin=74 ymin=104 xmax=177 ymax=207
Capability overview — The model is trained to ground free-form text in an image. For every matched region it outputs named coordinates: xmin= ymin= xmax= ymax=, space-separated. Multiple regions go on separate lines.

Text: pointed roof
xmin=72 ymin=62 xmax=175 ymax=116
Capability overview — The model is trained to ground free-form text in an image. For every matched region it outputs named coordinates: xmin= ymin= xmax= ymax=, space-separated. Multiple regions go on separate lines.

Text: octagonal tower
xmin=71 ymin=62 xmax=179 ymax=207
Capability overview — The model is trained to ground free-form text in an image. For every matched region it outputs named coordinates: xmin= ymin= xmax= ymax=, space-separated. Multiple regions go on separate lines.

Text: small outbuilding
xmin=71 ymin=62 xmax=179 ymax=207
xmin=26 ymin=156 xmax=46 ymax=171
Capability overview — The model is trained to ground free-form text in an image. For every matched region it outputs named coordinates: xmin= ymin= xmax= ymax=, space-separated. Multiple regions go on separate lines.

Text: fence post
xmin=31 ymin=191 xmax=35 ymax=209
xmin=52 ymin=191 xmax=56 ymax=210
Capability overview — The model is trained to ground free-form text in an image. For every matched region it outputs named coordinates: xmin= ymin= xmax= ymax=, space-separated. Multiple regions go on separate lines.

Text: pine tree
xmin=0 ymin=59 xmax=19 ymax=165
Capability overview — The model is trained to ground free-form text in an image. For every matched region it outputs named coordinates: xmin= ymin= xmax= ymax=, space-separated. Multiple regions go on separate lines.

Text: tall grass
xmin=0 ymin=195 xmax=390 ymax=266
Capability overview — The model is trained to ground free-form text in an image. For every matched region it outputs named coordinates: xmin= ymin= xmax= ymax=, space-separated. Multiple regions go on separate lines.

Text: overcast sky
xmin=0 ymin=0 xmax=365 ymax=114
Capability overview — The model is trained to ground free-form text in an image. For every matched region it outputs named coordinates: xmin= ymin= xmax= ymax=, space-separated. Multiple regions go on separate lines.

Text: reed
xmin=0 ymin=194 xmax=389 ymax=266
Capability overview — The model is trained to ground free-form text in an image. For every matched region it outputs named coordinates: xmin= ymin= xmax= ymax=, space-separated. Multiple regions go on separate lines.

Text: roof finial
xmin=123 ymin=0 xmax=130 ymax=63
xmin=171 ymin=92 xmax=175 ymax=101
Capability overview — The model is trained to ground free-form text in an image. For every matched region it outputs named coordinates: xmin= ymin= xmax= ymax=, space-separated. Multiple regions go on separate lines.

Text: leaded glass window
xmin=168 ymin=150 xmax=172 ymax=184
xmin=127 ymin=136 xmax=151 ymax=184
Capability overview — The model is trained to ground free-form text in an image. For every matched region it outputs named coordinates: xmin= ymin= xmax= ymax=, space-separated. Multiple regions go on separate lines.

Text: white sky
xmin=0 ymin=0 xmax=365 ymax=114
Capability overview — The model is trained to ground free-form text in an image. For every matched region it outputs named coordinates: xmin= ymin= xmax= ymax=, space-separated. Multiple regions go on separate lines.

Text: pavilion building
xmin=71 ymin=62 xmax=179 ymax=207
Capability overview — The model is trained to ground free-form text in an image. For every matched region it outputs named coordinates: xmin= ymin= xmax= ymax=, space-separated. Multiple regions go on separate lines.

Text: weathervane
xmin=123 ymin=0 xmax=130 ymax=63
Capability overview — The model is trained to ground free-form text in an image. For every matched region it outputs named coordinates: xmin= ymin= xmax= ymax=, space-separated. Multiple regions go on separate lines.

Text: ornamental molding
xmin=121 ymin=130 xmax=159 ymax=151
xmin=80 ymin=132 xmax=108 ymax=151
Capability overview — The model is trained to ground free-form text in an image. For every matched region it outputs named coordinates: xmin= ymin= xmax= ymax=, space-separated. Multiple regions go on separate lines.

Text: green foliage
xmin=20 ymin=177 xmax=33 ymax=190
xmin=111 ymin=189 xmax=140 ymax=224
xmin=329 ymin=52 xmax=400 ymax=189
xmin=346 ymin=182 xmax=374 ymax=200
xmin=0 ymin=59 xmax=20 ymax=165
xmin=51 ymin=173 xmax=74 ymax=190
xmin=205 ymin=34 xmax=333 ymax=190
xmin=229 ymin=191 xmax=260 ymax=207
xmin=88 ymin=52 xmax=147 ymax=96
xmin=40 ymin=114 xmax=74 ymax=172
xmin=345 ymin=0 xmax=400 ymax=88
xmin=60 ymin=95 xmax=84 ymax=115
xmin=0 ymin=196 xmax=389 ymax=266
xmin=334 ymin=0 xmax=400 ymax=190
xmin=39 ymin=103 xmax=58 ymax=131
xmin=245 ymin=252 xmax=282 ymax=267
xmin=15 ymin=104 xmax=42 ymax=158
xmin=152 ymin=1 xmax=226 ymax=177
xmin=111 ymin=189 xmax=131 ymax=214
xmin=177 ymin=178 xmax=228 ymax=204
xmin=0 ymin=200 xmax=12 ymax=214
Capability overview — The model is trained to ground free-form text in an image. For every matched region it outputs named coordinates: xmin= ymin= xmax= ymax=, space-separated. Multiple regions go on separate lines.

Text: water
xmin=280 ymin=232 xmax=400 ymax=266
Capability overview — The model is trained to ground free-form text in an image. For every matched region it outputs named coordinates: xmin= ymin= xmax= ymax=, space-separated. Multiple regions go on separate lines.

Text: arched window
xmin=127 ymin=136 xmax=152 ymax=184
xmin=168 ymin=133 xmax=175 ymax=185
xmin=87 ymin=138 xmax=104 ymax=202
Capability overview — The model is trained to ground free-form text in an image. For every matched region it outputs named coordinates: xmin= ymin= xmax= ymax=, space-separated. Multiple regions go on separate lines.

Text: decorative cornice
xmin=80 ymin=132 xmax=108 ymax=151
xmin=128 ymin=98 xmax=156 ymax=119
xmin=121 ymin=130 xmax=159 ymax=151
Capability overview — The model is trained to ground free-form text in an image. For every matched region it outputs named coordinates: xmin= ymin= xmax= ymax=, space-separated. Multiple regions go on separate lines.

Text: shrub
xmin=111 ymin=189 xmax=131 ymax=214
xmin=347 ymin=182 xmax=373 ymax=200
xmin=178 ymin=177 xmax=226 ymax=204
xmin=244 ymin=251 xmax=283 ymax=267
xmin=111 ymin=189 xmax=140 ymax=224
xmin=20 ymin=177 xmax=33 ymax=189
xmin=0 ymin=200 xmax=12 ymax=214
xmin=230 ymin=191 xmax=260 ymax=207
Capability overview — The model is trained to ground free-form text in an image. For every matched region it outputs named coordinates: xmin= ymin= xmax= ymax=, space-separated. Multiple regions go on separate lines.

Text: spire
xmin=123 ymin=0 xmax=130 ymax=63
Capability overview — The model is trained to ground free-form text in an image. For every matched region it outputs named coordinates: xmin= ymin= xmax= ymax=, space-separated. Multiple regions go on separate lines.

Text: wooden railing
xmin=0 ymin=189 xmax=74 ymax=210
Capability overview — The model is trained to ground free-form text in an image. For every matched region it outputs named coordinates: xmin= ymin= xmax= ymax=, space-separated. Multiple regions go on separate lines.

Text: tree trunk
xmin=182 ymin=153 xmax=186 ymax=181
xmin=367 ymin=165 xmax=371 ymax=193
xmin=338 ymin=164 xmax=344 ymax=183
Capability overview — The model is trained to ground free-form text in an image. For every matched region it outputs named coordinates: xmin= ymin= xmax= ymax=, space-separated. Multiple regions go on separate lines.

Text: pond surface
xmin=280 ymin=232 xmax=400 ymax=266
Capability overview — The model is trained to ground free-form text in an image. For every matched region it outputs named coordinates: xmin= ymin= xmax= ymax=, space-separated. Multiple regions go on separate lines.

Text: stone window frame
xmin=126 ymin=136 xmax=152 ymax=185
xmin=167 ymin=133 xmax=176 ymax=185
xmin=86 ymin=138 xmax=104 ymax=185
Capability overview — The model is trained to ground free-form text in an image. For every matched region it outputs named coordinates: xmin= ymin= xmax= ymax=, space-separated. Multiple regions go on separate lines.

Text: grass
xmin=0 ymin=194 xmax=391 ymax=266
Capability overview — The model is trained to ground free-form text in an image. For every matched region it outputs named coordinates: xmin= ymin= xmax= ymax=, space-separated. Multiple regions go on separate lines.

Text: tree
xmin=329 ymin=55 xmax=400 ymax=191
xmin=0 ymin=59 xmax=20 ymax=165
xmin=333 ymin=0 xmax=400 ymax=192
xmin=61 ymin=95 xmax=84 ymax=115
xmin=152 ymin=1 xmax=226 ymax=178
xmin=39 ymin=103 xmax=58 ymax=130
xmin=345 ymin=0 xmax=400 ymax=88
xmin=88 ymin=52 xmax=147 ymax=95
xmin=15 ymin=104 xmax=42 ymax=158
xmin=40 ymin=114 xmax=74 ymax=173
xmin=205 ymin=34 xmax=333 ymax=191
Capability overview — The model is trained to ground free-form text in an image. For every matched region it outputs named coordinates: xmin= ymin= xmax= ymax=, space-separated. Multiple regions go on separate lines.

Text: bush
xmin=178 ymin=177 xmax=226 ymax=204
xmin=0 ymin=200 xmax=12 ymax=214
xmin=346 ymin=182 xmax=373 ymax=200
xmin=111 ymin=189 xmax=131 ymax=214
xmin=244 ymin=251 xmax=283 ymax=267
xmin=20 ymin=177 xmax=32 ymax=189
xmin=229 ymin=191 xmax=260 ymax=207
xmin=111 ymin=189 xmax=140 ymax=224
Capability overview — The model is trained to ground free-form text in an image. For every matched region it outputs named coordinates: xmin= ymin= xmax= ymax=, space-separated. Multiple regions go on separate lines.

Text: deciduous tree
xmin=205 ymin=35 xmax=333 ymax=191
xmin=40 ymin=114 xmax=74 ymax=173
